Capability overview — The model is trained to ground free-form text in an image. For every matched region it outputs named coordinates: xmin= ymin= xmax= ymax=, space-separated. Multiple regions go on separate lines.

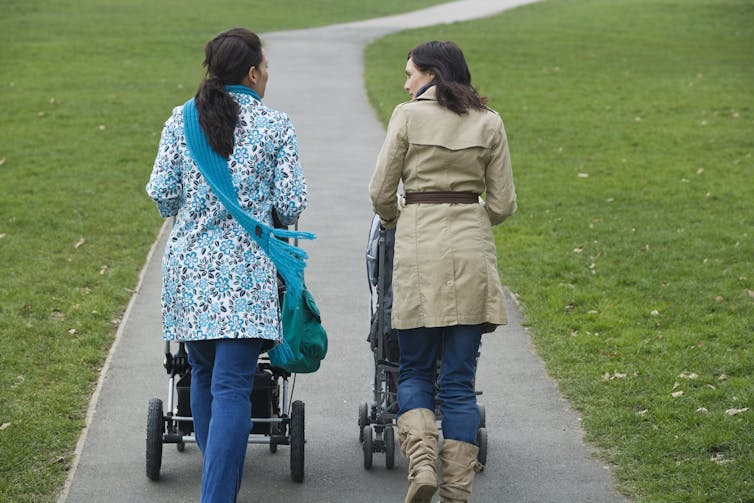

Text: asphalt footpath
xmin=60 ymin=1 xmax=629 ymax=501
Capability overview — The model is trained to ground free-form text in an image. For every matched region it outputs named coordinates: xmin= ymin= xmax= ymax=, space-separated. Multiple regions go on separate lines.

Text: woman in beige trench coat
xmin=369 ymin=41 xmax=516 ymax=503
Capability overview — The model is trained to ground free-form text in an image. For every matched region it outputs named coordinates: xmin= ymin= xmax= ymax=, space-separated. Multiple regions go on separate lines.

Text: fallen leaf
xmin=98 ymin=124 xmax=106 ymax=130
xmin=74 ymin=237 xmax=86 ymax=249
xmin=678 ymin=371 xmax=699 ymax=380
xmin=725 ymin=407 xmax=749 ymax=416
xmin=0 ymin=157 xmax=5 ymax=166
xmin=573 ymin=247 xmax=583 ymax=253
xmin=706 ymin=384 xmax=716 ymax=390
xmin=714 ymin=295 xmax=724 ymax=303
xmin=696 ymin=407 xmax=709 ymax=414
xmin=0 ymin=233 xmax=6 ymax=239
xmin=746 ymin=290 xmax=754 ymax=298
xmin=587 ymin=310 xmax=599 ymax=315
xmin=99 ymin=265 xmax=108 ymax=275
xmin=718 ymin=374 xmax=728 ymax=381
xmin=710 ymin=453 xmax=731 ymax=465
xmin=577 ymin=173 xmax=589 ymax=178
xmin=636 ymin=409 xmax=648 ymax=416
xmin=68 ymin=328 xmax=78 ymax=335
xmin=696 ymin=168 xmax=704 ymax=174
xmin=37 ymin=111 xmax=46 ymax=117
xmin=671 ymin=391 xmax=684 ymax=398
xmin=650 ymin=310 xmax=660 ymax=316
xmin=672 ymin=381 xmax=681 ymax=390
xmin=0 ymin=423 xmax=10 ymax=431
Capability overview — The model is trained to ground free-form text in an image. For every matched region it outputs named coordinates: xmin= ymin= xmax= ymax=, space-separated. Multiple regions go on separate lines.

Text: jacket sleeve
xmin=146 ymin=109 xmax=183 ymax=218
xmin=369 ymin=105 xmax=408 ymax=229
xmin=484 ymin=119 xmax=516 ymax=225
xmin=272 ymin=114 xmax=308 ymax=225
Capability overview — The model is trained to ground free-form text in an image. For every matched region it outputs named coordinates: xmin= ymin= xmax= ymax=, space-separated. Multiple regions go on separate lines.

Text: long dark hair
xmin=195 ymin=28 xmax=262 ymax=158
xmin=408 ymin=41 xmax=487 ymax=114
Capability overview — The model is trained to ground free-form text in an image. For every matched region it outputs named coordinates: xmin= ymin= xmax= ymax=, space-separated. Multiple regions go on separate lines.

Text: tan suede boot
xmin=438 ymin=439 xmax=484 ymax=503
xmin=397 ymin=408 xmax=439 ymax=503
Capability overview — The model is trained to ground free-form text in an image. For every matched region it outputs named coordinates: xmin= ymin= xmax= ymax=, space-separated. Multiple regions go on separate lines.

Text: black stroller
xmin=358 ymin=215 xmax=488 ymax=470
xmin=145 ymin=343 xmax=305 ymax=482
xmin=146 ymin=218 xmax=306 ymax=483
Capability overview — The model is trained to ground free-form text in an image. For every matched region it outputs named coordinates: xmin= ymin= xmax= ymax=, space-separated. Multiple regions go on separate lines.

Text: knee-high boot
xmin=397 ymin=408 xmax=439 ymax=503
xmin=438 ymin=439 xmax=483 ymax=503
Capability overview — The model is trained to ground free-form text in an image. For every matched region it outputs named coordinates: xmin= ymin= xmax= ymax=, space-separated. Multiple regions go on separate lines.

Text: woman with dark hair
xmin=369 ymin=41 xmax=516 ymax=503
xmin=147 ymin=28 xmax=308 ymax=502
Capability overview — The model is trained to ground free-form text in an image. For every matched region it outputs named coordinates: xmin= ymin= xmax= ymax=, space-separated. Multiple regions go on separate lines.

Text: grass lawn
xmin=0 ymin=1 xmax=450 ymax=501
xmin=365 ymin=0 xmax=753 ymax=501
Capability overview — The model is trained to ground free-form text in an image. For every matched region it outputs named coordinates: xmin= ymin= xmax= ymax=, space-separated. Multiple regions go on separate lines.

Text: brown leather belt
xmin=404 ymin=191 xmax=480 ymax=204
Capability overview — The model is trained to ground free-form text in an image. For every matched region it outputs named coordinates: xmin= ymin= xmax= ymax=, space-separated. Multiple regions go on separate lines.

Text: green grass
xmin=0 ymin=1 xmax=450 ymax=501
xmin=365 ymin=1 xmax=753 ymax=501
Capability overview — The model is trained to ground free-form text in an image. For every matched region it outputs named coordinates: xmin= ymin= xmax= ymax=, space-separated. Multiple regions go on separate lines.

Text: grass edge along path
xmin=364 ymin=1 xmax=753 ymax=502
xmin=0 ymin=1 xmax=451 ymax=501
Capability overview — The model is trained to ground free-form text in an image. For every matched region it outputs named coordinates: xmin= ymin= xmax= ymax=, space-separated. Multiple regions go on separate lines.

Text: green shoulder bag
xmin=280 ymin=286 xmax=328 ymax=373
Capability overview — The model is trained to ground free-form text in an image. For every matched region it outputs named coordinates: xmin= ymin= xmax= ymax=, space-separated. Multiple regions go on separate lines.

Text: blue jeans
xmin=186 ymin=338 xmax=263 ymax=503
xmin=397 ymin=325 xmax=482 ymax=444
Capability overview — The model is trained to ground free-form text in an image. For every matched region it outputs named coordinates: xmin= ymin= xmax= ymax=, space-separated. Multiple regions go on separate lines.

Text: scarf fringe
xmin=267 ymin=235 xmax=309 ymax=301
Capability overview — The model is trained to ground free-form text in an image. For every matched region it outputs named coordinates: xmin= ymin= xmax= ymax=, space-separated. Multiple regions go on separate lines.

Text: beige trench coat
xmin=369 ymin=87 xmax=516 ymax=331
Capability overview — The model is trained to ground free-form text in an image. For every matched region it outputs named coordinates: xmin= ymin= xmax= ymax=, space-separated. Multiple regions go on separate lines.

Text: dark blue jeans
xmin=186 ymin=338 xmax=263 ymax=503
xmin=397 ymin=325 xmax=482 ymax=444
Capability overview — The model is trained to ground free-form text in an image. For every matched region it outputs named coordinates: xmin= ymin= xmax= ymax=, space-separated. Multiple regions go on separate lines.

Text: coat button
xmin=446 ymin=281 xmax=453 ymax=287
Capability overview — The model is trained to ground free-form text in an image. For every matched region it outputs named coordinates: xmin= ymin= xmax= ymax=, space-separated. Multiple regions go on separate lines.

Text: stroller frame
xmin=146 ymin=341 xmax=305 ymax=482
xmin=358 ymin=220 xmax=488 ymax=470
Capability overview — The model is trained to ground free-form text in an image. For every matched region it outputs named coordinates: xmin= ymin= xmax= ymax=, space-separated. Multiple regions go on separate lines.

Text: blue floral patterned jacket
xmin=146 ymin=91 xmax=308 ymax=342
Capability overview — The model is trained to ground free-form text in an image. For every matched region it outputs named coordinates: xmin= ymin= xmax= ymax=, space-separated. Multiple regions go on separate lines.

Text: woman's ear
xmin=241 ymin=66 xmax=257 ymax=88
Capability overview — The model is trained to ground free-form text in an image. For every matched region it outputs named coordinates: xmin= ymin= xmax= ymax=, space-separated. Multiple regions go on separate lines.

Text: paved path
xmin=61 ymin=1 xmax=629 ymax=501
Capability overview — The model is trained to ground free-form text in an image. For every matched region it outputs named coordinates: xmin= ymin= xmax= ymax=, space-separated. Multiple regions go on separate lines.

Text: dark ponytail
xmin=195 ymin=28 xmax=262 ymax=158
xmin=408 ymin=41 xmax=487 ymax=115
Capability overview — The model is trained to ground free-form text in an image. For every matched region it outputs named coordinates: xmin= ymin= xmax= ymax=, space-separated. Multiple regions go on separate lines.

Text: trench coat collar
xmin=414 ymin=85 xmax=437 ymax=101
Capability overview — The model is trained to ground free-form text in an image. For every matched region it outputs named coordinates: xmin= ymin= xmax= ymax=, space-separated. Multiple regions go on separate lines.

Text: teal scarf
xmin=182 ymin=84 xmax=315 ymax=364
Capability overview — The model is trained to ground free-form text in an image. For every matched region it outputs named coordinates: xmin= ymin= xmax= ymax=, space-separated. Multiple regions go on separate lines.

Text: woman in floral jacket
xmin=146 ymin=28 xmax=307 ymax=502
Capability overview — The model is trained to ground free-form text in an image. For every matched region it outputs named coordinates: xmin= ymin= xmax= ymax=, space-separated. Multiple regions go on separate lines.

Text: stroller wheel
xmin=384 ymin=426 xmax=395 ymax=470
xmin=476 ymin=427 xmax=488 ymax=470
xmin=358 ymin=401 xmax=369 ymax=442
xmin=176 ymin=442 xmax=185 ymax=452
xmin=146 ymin=398 xmax=164 ymax=481
xmin=289 ymin=400 xmax=305 ymax=483
xmin=362 ymin=425 xmax=374 ymax=469
xmin=269 ymin=415 xmax=279 ymax=454
xmin=478 ymin=403 xmax=486 ymax=429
